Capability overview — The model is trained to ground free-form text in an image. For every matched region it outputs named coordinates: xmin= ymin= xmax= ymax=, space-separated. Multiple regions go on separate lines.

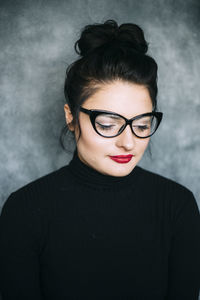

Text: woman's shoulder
xmin=137 ymin=166 xmax=199 ymax=220
xmin=14 ymin=165 xmax=70 ymax=193
xmin=137 ymin=165 xmax=195 ymax=199
xmin=2 ymin=165 xmax=72 ymax=213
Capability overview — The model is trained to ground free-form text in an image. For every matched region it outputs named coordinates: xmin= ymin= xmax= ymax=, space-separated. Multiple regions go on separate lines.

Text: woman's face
xmin=64 ymin=81 xmax=153 ymax=177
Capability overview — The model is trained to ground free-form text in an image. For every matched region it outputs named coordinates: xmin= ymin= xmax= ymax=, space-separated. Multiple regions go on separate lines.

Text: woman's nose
xmin=115 ymin=125 xmax=136 ymax=150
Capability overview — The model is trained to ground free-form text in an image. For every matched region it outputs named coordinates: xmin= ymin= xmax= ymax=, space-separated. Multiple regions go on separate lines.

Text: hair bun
xmin=75 ymin=20 xmax=148 ymax=57
xmin=118 ymin=23 xmax=148 ymax=54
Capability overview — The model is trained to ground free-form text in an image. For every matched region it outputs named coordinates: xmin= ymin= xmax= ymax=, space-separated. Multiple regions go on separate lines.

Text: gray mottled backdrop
xmin=0 ymin=0 xmax=200 ymax=212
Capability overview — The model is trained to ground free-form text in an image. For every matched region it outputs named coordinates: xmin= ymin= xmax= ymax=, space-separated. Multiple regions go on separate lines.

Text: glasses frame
xmin=80 ymin=106 xmax=163 ymax=139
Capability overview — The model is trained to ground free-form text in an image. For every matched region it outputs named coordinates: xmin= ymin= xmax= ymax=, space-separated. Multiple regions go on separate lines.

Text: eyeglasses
xmin=80 ymin=107 xmax=163 ymax=138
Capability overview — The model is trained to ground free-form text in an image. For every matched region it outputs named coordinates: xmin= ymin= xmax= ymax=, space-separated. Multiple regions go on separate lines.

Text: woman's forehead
xmin=83 ymin=81 xmax=153 ymax=117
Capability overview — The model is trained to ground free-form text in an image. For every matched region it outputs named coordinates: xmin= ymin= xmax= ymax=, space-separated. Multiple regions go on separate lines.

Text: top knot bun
xmin=75 ymin=20 xmax=148 ymax=57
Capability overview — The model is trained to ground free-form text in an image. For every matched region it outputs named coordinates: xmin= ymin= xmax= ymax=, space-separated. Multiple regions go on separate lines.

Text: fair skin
xmin=64 ymin=80 xmax=153 ymax=177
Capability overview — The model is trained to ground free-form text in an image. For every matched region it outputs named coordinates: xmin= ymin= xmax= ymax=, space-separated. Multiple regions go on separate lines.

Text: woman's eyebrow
xmin=134 ymin=115 xmax=151 ymax=120
xmin=99 ymin=113 xmax=122 ymax=119
xmin=108 ymin=114 xmax=122 ymax=119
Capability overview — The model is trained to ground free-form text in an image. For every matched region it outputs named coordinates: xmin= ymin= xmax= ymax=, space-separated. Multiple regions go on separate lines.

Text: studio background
xmin=0 ymin=0 xmax=200 ymax=213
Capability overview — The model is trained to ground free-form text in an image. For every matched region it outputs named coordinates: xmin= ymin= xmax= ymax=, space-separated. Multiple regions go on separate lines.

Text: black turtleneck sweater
xmin=0 ymin=151 xmax=200 ymax=300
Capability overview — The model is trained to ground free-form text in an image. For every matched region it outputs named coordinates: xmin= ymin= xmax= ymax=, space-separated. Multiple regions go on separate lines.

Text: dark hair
xmin=60 ymin=19 xmax=158 ymax=151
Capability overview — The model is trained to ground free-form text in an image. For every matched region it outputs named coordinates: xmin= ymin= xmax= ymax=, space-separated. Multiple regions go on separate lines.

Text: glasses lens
xmin=95 ymin=114 xmax=125 ymax=137
xmin=132 ymin=115 xmax=158 ymax=137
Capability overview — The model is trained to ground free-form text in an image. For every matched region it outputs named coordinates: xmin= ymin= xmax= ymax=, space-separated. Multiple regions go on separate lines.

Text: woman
xmin=0 ymin=20 xmax=200 ymax=300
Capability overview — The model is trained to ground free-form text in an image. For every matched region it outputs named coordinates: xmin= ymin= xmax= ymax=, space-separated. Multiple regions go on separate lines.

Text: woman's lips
xmin=109 ymin=155 xmax=134 ymax=164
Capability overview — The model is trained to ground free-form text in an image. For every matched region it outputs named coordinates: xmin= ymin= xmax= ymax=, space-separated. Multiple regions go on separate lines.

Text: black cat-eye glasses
xmin=80 ymin=107 xmax=163 ymax=138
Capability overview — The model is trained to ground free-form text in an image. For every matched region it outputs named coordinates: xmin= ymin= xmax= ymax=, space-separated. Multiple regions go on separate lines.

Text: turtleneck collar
xmin=67 ymin=149 xmax=142 ymax=190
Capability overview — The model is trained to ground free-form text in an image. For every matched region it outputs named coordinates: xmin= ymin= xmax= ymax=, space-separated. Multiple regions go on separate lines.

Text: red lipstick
xmin=109 ymin=154 xmax=133 ymax=164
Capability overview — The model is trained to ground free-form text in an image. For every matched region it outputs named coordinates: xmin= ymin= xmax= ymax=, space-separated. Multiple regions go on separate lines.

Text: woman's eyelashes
xmin=96 ymin=122 xmax=150 ymax=132
xmin=96 ymin=122 xmax=115 ymax=130
xmin=133 ymin=125 xmax=149 ymax=131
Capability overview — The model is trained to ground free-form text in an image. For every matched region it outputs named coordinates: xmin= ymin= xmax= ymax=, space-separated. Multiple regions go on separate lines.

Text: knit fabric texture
xmin=0 ymin=151 xmax=200 ymax=299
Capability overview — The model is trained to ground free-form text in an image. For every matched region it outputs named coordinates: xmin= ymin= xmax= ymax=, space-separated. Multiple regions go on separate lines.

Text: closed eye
xmin=96 ymin=122 xmax=115 ymax=130
xmin=133 ymin=125 xmax=149 ymax=131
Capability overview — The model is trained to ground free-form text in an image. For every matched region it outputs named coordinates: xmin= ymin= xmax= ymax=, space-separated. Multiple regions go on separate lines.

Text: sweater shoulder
xmin=14 ymin=165 xmax=69 ymax=194
xmin=137 ymin=166 xmax=194 ymax=197
xmin=137 ymin=166 xmax=199 ymax=217
xmin=2 ymin=165 xmax=72 ymax=213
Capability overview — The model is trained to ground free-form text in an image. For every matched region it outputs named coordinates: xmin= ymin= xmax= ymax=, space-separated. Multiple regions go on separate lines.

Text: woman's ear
xmin=64 ymin=104 xmax=75 ymax=131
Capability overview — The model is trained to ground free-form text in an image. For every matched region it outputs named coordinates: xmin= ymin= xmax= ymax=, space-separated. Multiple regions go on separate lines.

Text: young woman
xmin=0 ymin=20 xmax=200 ymax=300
